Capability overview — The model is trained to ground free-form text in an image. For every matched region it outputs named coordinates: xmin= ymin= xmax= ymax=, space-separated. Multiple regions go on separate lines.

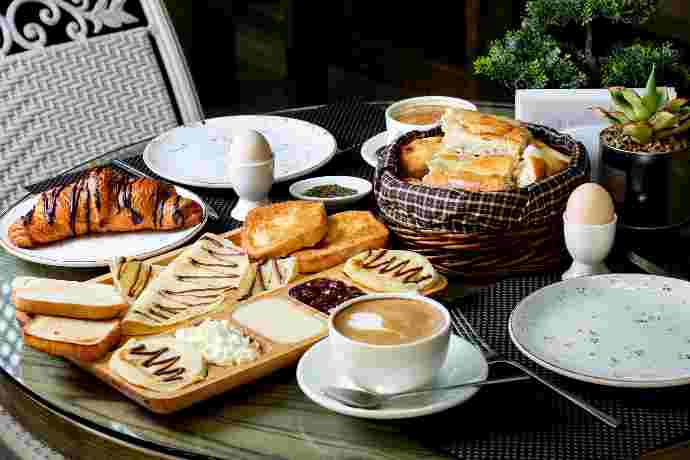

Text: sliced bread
xmin=343 ymin=249 xmax=438 ymax=292
xmin=242 ymin=201 xmax=328 ymax=260
xmin=292 ymin=211 xmax=389 ymax=273
xmin=22 ymin=315 xmax=121 ymax=362
xmin=12 ymin=277 xmax=128 ymax=320
xmin=110 ymin=257 xmax=165 ymax=305
xmin=121 ymin=234 xmax=255 ymax=336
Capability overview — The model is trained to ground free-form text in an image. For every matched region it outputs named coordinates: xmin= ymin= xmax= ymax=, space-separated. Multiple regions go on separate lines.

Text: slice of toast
xmin=242 ymin=201 xmax=328 ymax=260
xmin=12 ymin=277 xmax=128 ymax=320
xmin=22 ymin=315 xmax=121 ymax=362
xmin=292 ymin=211 xmax=389 ymax=273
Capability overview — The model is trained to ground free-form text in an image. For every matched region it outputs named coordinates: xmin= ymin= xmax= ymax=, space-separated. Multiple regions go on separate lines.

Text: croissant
xmin=9 ymin=168 xmax=203 ymax=248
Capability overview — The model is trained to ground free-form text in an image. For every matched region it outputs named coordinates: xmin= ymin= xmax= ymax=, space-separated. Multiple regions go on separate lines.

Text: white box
xmin=515 ymin=88 xmax=676 ymax=131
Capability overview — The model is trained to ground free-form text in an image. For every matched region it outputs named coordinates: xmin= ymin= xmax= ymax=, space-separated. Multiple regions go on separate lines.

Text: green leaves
xmin=622 ymin=123 xmax=653 ymax=144
xmin=524 ymin=0 xmax=659 ymax=30
xmin=593 ymin=65 xmax=690 ymax=144
xmin=473 ymin=29 xmax=587 ymax=91
xmin=642 ymin=64 xmax=658 ymax=113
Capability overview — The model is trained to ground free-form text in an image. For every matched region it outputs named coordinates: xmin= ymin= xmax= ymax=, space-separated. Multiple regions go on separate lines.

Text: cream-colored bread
xmin=22 ymin=315 xmax=121 ymax=362
xmin=247 ymin=257 xmax=300 ymax=296
xmin=531 ymin=141 xmax=571 ymax=175
xmin=516 ymin=155 xmax=547 ymax=188
xmin=242 ymin=201 xmax=328 ymax=260
xmin=121 ymin=234 xmax=255 ymax=336
xmin=12 ymin=277 xmax=128 ymax=320
xmin=292 ymin=211 xmax=389 ymax=273
xmin=109 ymin=336 xmax=207 ymax=393
xmin=257 ymin=257 xmax=299 ymax=291
xmin=110 ymin=257 xmax=164 ymax=305
xmin=343 ymin=249 xmax=438 ymax=292
xmin=423 ymin=155 xmax=516 ymax=192
xmin=399 ymin=136 xmax=444 ymax=179
xmin=441 ymin=109 xmax=531 ymax=158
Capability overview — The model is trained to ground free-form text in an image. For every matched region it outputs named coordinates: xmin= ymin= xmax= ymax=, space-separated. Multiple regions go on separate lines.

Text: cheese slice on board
xmin=121 ymin=234 xmax=255 ymax=335
xmin=344 ymin=249 xmax=438 ymax=292
xmin=109 ymin=336 xmax=207 ymax=393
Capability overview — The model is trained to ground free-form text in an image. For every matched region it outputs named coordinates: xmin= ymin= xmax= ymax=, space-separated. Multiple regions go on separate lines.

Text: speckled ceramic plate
xmin=297 ymin=335 xmax=488 ymax=419
xmin=509 ymin=274 xmax=690 ymax=388
xmin=144 ymin=116 xmax=337 ymax=188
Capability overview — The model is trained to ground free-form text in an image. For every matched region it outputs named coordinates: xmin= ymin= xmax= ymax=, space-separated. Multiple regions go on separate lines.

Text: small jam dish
xmin=289 ymin=176 xmax=372 ymax=207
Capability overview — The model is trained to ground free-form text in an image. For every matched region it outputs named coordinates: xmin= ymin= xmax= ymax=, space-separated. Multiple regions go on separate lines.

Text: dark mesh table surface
xmin=2 ymin=101 xmax=689 ymax=460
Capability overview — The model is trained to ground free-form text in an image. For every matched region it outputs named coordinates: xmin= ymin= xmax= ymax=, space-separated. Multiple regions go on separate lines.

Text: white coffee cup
xmin=329 ymin=292 xmax=450 ymax=395
xmin=385 ymin=96 xmax=477 ymax=144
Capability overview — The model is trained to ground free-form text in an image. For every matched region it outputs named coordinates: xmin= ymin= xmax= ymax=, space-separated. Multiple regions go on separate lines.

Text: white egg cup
xmin=562 ymin=213 xmax=617 ymax=280
xmin=226 ymin=159 xmax=274 ymax=221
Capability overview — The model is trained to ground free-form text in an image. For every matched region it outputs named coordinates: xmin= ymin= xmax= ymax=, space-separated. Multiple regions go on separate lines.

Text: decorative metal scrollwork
xmin=0 ymin=0 xmax=139 ymax=57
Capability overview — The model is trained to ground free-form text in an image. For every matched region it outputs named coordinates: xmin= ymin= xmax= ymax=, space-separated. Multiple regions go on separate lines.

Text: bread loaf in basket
xmin=373 ymin=123 xmax=589 ymax=279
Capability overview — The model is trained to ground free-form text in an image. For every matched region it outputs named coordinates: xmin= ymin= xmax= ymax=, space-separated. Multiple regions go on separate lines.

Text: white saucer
xmin=296 ymin=335 xmax=488 ymax=419
xmin=360 ymin=131 xmax=388 ymax=168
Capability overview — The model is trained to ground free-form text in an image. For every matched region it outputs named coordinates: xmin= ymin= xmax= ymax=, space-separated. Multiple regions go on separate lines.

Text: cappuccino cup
xmin=329 ymin=293 xmax=450 ymax=395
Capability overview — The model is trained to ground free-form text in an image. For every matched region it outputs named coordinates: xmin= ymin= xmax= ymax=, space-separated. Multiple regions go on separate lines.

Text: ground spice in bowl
xmin=302 ymin=184 xmax=358 ymax=198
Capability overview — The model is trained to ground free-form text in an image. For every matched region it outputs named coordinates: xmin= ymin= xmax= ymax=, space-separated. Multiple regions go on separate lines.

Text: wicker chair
xmin=0 ymin=0 xmax=204 ymax=211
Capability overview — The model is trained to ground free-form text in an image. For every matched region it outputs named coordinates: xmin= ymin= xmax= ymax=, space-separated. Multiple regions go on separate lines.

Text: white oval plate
xmin=144 ymin=116 xmax=337 ymax=188
xmin=289 ymin=176 xmax=372 ymax=207
xmin=360 ymin=131 xmax=387 ymax=169
xmin=0 ymin=187 xmax=207 ymax=268
xmin=509 ymin=274 xmax=690 ymax=388
xmin=297 ymin=335 xmax=488 ymax=419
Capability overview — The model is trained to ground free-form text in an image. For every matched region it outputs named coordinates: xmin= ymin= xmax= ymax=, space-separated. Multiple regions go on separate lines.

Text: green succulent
xmin=593 ymin=65 xmax=690 ymax=144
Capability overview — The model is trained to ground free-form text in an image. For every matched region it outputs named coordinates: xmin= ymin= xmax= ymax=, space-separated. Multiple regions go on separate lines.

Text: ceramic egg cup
xmin=226 ymin=159 xmax=274 ymax=221
xmin=562 ymin=213 xmax=617 ymax=280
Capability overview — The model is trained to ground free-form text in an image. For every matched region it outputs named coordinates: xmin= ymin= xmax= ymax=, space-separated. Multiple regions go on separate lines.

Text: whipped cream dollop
xmin=174 ymin=319 xmax=258 ymax=366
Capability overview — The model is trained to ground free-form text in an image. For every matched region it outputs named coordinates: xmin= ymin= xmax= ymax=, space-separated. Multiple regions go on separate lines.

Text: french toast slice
xmin=242 ymin=201 xmax=328 ymax=260
xmin=292 ymin=211 xmax=389 ymax=273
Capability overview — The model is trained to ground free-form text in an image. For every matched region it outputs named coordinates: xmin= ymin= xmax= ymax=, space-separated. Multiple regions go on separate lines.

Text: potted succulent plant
xmin=593 ymin=66 xmax=690 ymax=229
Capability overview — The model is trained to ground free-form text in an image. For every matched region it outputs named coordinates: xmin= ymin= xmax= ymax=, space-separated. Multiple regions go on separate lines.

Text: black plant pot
xmin=600 ymin=138 xmax=690 ymax=231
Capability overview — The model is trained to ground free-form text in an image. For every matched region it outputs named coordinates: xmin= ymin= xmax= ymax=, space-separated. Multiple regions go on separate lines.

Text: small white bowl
xmin=289 ymin=176 xmax=372 ymax=207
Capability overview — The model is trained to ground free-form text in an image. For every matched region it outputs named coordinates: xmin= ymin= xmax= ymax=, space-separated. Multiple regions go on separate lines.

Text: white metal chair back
xmin=0 ymin=0 xmax=203 ymax=210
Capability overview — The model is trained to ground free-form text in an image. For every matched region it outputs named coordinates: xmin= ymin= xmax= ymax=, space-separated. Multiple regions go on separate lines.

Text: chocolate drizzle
xmin=42 ymin=184 xmax=67 ymax=225
xmin=189 ymin=258 xmax=238 ymax=269
xmin=21 ymin=209 xmax=34 ymax=226
xmin=272 ymin=259 xmax=283 ymax=285
xmin=360 ymin=250 xmax=432 ymax=283
xmin=115 ymin=177 xmax=143 ymax=225
xmin=129 ymin=344 xmax=185 ymax=382
xmin=172 ymin=195 xmax=183 ymax=226
xmin=176 ymin=274 xmax=239 ymax=282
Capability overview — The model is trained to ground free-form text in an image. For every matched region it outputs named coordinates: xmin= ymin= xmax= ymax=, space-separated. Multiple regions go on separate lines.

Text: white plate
xmin=288 ymin=176 xmax=372 ymax=208
xmin=297 ymin=334 xmax=488 ymax=419
xmin=144 ymin=116 xmax=337 ymax=188
xmin=360 ymin=131 xmax=388 ymax=169
xmin=509 ymin=274 xmax=690 ymax=388
xmin=0 ymin=187 xmax=207 ymax=268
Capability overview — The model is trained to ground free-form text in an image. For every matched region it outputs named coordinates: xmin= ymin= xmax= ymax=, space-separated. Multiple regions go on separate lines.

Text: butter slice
xmin=232 ymin=298 xmax=326 ymax=344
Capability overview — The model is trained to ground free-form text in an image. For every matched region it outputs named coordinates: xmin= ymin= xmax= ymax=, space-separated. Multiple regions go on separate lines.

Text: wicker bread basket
xmin=373 ymin=124 xmax=590 ymax=279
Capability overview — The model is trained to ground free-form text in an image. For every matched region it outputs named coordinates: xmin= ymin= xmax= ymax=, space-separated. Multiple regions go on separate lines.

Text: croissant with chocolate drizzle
xmin=9 ymin=168 xmax=203 ymax=248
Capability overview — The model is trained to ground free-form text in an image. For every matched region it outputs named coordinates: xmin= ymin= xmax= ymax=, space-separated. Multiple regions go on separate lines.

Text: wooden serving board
xmin=76 ymin=228 xmax=448 ymax=414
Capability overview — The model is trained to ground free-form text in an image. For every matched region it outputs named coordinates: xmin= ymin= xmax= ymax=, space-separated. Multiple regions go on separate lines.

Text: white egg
xmin=565 ymin=183 xmax=615 ymax=225
xmin=228 ymin=130 xmax=273 ymax=164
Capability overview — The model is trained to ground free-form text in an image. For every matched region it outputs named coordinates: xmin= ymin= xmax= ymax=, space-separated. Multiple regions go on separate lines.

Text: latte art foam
xmin=334 ymin=298 xmax=444 ymax=345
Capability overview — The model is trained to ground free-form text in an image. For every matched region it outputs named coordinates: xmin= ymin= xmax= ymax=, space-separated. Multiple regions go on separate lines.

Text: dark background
xmin=164 ymin=0 xmax=690 ymax=116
